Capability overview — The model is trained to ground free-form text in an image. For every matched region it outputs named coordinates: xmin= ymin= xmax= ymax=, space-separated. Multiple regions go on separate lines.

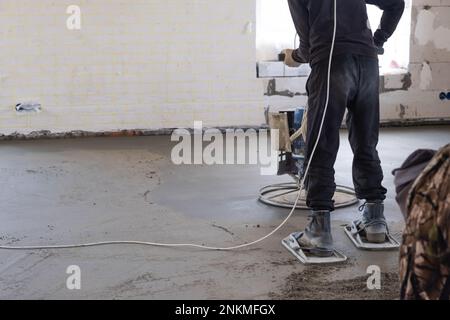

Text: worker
xmin=394 ymin=144 xmax=450 ymax=300
xmin=283 ymin=0 xmax=405 ymax=257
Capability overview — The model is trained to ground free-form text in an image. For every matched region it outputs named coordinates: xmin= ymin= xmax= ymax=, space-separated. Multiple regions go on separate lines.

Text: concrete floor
xmin=0 ymin=126 xmax=449 ymax=299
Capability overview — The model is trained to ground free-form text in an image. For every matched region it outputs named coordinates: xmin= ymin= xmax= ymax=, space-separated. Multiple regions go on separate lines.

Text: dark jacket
xmin=288 ymin=0 xmax=405 ymax=65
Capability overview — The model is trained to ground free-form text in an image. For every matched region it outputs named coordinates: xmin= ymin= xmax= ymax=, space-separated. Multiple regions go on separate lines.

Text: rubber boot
xmin=296 ymin=210 xmax=334 ymax=257
xmin=360 ymin=201 xmax=388 ymax=243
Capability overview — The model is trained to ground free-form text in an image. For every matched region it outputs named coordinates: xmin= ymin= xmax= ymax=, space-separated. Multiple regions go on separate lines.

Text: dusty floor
xmin=0 ymin=126 xmax=449 ymax=300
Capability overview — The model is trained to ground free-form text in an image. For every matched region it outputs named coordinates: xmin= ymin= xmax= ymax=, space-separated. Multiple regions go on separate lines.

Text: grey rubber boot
xmin=296 ymin=210 xmax=334 ymax=257
xmin=360 ymin=201 xmax=388 ymax=243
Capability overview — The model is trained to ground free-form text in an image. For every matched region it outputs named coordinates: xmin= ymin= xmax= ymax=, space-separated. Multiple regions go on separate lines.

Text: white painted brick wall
xmin=0 ymin=0 xmax=264 ymax=134
xmin=0 ymin=1 xmax=449 ymax=135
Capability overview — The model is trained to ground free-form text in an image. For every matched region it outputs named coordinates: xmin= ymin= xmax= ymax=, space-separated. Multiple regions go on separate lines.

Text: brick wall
xmin=400 ymin=0 xmax=450 ymax=121
xmin=0 ymin=0 xmax=264 ymax=135
xmin=0 ymin=0 xmax=449 ymax=135
xmin=378 ymin=0 xmax=450 ymax=122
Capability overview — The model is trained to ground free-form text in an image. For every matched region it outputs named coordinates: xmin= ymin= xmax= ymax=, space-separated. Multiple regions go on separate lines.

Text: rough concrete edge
xmin=379 ymin=118 xmax=450 ymax=128
xmin=0 ymin=119 xmax=449 ymax=141
xmin=0 ymin=126 xmax=270 ymax=141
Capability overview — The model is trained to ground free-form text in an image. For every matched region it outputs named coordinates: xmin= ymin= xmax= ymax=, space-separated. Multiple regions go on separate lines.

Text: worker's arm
xmin=366 ymin=0 xmax=405 ymax=50
xmin=287 ymin=0 xmax=309 ymax=63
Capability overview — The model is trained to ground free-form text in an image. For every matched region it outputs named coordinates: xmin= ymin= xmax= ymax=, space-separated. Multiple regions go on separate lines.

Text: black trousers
xmin=305 ymin=54 xmax=387 ymax=211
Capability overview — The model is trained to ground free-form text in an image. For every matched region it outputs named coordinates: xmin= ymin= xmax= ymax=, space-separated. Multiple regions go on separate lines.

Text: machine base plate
xmin=282 ymin=234 xmax=347 ymax=264
xmin=343 ymin=225 xmax=400 ymax=251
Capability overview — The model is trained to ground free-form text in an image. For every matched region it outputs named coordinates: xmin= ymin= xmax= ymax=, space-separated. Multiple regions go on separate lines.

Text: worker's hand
xmin=376 ymin=45 xmax=385 ymax=55
xmin=282 ymin=49 xmax=302 ymax=68
xmin=373 ymin=31 xmax=387 ymax=56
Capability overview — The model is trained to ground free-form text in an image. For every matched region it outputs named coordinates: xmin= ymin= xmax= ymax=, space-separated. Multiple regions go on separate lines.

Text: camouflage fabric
xmin=399 ymin=144 xmax=450 ymax=300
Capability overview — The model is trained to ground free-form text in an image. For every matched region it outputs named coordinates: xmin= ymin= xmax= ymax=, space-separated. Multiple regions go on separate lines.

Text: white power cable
xmin=0 ymin=0 xmax=338 ymax=252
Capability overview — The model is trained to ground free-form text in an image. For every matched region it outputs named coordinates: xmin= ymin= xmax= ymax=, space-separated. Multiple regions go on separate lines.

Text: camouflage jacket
xmin=400 ymin=143 xmax=450 ymax=300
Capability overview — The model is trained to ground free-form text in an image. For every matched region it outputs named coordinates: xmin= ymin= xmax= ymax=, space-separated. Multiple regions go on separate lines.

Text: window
xmin=256 ymin=0 xmax=295 ymax=62
xmin=256 ymin=0 xmax=412 ymax=73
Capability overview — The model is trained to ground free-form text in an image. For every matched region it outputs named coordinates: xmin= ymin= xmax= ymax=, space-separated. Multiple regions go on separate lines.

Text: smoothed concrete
xmin=0 ymin=126 xmax=449 ymax=299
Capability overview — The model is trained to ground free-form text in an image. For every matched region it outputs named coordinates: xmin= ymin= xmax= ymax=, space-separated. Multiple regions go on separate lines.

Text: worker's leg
xmin=346 ymin=56 xmax=387 ymax=201
xmin=305 ymin=54 xmax=358 ymax=211
xmin=296 ymin=54 xmax=358 ymax=255
xmin=346 ymin=55 xmax=388 ymax=243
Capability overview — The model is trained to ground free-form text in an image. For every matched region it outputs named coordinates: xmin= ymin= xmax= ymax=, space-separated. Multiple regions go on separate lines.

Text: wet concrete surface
xmin=0 ymin=126 xmax=449 ymax=299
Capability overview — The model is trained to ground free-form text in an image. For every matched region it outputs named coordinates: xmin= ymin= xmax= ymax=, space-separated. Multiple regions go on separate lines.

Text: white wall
xmin=0 ymin=0 xmax=263 ymax=135
xmin=0 ymin=0 xmax=449 ymax=136
xmin=382 ymin=0 xmax=450 ymax=121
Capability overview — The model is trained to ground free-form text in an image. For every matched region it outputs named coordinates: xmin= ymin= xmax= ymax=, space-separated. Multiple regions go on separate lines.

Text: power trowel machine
xmin=262 ymin=107 xmax=359 ymax=212
xmin=262 ymin=108 xmax=399 ymax=264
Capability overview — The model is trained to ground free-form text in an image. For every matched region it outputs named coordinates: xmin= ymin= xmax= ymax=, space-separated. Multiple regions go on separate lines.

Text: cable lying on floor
xmin=0 ymin=188 xmax=300 ymax=251
xmin=0 ymin=0 xmax=337 ymax=253
xmin=0 ymin=191 xmax=301 ymax=251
